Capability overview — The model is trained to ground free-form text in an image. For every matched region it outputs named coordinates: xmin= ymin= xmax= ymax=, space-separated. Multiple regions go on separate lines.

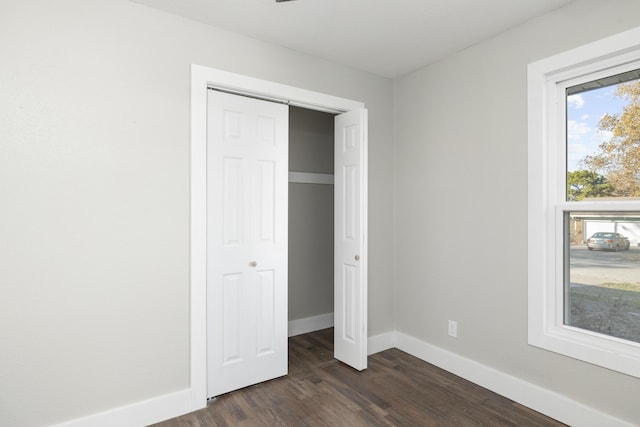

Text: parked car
xmin=586 ymin=232 xmax=630 ymax=251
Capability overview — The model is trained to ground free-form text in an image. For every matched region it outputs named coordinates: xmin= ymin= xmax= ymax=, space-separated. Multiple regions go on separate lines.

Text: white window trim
xmin=528 ymin=25 xmax=640 ymax=378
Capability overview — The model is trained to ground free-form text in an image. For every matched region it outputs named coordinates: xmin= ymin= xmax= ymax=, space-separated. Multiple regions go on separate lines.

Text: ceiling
xmin=132 ymin=0 xmax=574 ymax=78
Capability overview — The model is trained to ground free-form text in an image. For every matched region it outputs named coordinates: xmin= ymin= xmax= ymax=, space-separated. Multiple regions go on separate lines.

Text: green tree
xmin=582 ymin=81 xmax=640 ymax=196
xmin=567 ymin=170 xmax=615 ymax=201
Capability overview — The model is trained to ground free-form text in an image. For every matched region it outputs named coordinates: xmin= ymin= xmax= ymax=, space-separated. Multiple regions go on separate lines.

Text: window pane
xmin=566 ymin=212 xmax=640 ymax=343
xmin=566 ymin=69 xmax=640 ymax=201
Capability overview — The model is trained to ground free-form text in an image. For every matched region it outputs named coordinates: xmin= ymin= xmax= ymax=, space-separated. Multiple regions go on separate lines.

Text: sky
xmin=566 ymin=84 xmax=628 ymax=171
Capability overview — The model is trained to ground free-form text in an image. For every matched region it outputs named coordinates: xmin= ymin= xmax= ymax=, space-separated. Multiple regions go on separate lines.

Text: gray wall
xmin=10 ymin=0 xmax=640 ymax=425
xmin=393 ymin=0 xmax=640 ymax=423
xmin=0 ymin=1 xmax=395 ymax=426
xmin=288 ymin=107 xmax=335 ymax=321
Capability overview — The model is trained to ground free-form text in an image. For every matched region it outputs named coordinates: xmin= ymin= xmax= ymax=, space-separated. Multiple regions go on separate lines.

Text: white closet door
xmin=206 ymin=90 xmax=288 ymax=397
xmin=334 ymin=108 xmax=368 ymax=371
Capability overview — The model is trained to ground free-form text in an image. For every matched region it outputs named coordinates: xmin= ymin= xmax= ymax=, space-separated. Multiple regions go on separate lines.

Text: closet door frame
xmin=190 ymin=64 xmax=366 ymax=409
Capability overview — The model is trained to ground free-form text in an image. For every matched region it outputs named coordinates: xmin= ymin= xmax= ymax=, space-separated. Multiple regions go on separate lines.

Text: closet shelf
xmin=289 ymin=172 xmax=334 ymax=185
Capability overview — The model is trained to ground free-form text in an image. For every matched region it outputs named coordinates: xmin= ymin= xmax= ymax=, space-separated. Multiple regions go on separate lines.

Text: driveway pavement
xmin=570 ymin=245 xmax=640 ymax=286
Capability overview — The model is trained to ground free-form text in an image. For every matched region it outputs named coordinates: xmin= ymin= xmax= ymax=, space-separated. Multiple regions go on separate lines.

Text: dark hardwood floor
xmin=151 ymin=328 xmax=566 ymax=426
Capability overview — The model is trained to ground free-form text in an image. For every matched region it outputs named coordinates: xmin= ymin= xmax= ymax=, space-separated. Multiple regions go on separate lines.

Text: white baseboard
xmin=367 ymin=331 xmax=396 ymax=355
xmin=50 ymin=331 xmax=631 ymax=427
xmin=288 ymin=315 xmax=395 ymax=355
xmin=288 ymin=312 xmax=334 ymax=337
xmin=50 ymin=388 xmax=199 ymax=427
xmin=394 ymin=332 xmax=633 ymax=427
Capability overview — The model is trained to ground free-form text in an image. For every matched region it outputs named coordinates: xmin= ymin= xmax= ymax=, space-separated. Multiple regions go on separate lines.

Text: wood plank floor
xmin=151 ymin=328 xmax=566 ymax=427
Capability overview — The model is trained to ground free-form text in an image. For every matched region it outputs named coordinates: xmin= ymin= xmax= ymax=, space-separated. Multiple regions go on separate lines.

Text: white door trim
xmin=190 ymin=64 xmax=366 ymax=409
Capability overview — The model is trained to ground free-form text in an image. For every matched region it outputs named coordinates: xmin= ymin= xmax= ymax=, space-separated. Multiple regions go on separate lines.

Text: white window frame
xmin=528 ymin=25 xmax=640 ymax=378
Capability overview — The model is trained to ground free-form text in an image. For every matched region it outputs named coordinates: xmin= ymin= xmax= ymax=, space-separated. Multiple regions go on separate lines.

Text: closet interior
xmin=288 ymin=106 xmax=336 ymax=335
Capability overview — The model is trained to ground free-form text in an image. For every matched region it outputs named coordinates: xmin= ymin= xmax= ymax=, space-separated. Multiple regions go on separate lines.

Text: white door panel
xmin=207 ymin=90 xmax=288 ymax=398
xmin=334 ymin=108 xmax=368 ymax=371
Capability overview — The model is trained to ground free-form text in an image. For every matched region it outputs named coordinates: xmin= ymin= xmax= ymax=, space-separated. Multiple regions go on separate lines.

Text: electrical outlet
xmin=448 ymin=320 xmax=458 ymax=338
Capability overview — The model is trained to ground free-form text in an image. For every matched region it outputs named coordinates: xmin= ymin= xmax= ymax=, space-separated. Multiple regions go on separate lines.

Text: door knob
xmin=249 ymin=261 xmax=257 ymax=267
xmin=354 ymin=255 xmax=360 ymax=261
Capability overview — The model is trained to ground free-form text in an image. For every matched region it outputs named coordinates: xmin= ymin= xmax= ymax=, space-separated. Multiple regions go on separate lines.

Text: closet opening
xmin=288 ymin=106 xmax=337 ymax=339
xmin=193 ymin=64 xmax=368 ymax=404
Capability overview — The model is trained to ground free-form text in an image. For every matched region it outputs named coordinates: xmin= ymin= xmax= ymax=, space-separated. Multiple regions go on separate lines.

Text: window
xmin=528 ymin=26 xmax=640 ymax=378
